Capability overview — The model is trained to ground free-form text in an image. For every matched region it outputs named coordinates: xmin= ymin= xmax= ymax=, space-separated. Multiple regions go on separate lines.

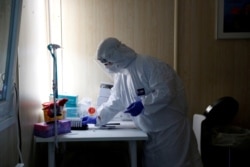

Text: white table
xmin=34 ymin=121 xmax=148 ymax=167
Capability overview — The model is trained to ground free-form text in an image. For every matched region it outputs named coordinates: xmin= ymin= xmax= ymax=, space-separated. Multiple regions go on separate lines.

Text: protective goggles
xmin=97 ymin=57 xmax=108 ymax=63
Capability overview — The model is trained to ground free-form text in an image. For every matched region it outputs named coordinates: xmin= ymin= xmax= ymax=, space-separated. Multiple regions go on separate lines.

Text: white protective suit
xmin=95 ymin=37 xmax=203 ymax=167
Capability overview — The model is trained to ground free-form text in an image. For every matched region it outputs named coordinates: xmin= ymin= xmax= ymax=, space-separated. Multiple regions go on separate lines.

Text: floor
xmin=36 ymin=141 xmax=143 ymax=167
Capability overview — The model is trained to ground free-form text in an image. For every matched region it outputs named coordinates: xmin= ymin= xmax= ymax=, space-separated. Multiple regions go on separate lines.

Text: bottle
xmin=88 ymin=107 xmax=96 ymax=116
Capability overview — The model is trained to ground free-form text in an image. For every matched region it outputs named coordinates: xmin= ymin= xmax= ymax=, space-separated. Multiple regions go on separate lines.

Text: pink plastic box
xmin=34 ymin=119 xmax=71 ymax=138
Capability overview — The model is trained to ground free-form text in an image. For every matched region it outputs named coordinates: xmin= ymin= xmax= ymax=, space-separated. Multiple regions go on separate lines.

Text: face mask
xmin=105 ymin=63 xmax=120 ymax=73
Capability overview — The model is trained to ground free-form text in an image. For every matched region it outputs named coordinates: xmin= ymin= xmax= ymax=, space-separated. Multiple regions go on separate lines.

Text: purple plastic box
xmin=34 ymin=119 xmax=71 ymax=138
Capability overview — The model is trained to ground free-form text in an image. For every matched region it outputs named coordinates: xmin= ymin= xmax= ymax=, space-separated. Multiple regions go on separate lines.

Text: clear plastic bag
xmin=212 ymin=126 xmax=250 ymax=149
xmin=77 ymin=97 xmax=92 ymax=118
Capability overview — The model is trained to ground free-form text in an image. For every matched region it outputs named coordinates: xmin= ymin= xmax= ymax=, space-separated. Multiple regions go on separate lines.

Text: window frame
xmin=0 ymin=0 xmax=22 ymax=132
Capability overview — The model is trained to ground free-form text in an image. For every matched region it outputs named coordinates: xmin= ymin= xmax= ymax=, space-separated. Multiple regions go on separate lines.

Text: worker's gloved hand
xmin=124 ymin=100 xmax=144 ymax=116
xmin=82 ymin=116 xmax=97 ymax=125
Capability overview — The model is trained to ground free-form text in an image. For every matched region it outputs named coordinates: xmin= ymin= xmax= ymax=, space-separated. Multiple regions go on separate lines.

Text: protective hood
xmin=97 ymin=37 xmax=137 ymax=72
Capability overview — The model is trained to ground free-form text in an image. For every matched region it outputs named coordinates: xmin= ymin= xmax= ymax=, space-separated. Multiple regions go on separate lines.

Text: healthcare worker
xmin=82 ymin=37 xmax=203 ymax=167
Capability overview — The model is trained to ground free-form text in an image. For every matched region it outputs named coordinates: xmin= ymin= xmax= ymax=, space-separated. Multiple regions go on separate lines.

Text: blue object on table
xmin=82 ymin=116 xmax=97 ymax=125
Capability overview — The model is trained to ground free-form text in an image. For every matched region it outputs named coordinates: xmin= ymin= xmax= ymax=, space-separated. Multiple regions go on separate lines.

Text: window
xmin=0 ymin=0 xmax=22 ymax=132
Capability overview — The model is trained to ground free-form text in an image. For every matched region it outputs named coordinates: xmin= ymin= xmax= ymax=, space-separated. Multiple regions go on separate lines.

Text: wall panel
xmin=178 ymin=0 xmax=250 ymax=128
xmin=60 ymin=0 xmax=175 ymax=104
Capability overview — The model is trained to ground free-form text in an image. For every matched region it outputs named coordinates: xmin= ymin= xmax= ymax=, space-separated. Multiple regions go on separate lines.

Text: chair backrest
xmin=204 ymin=96 xmax=239 ymax=125
xmin=193 ymin=114 xmax=206 ymax=154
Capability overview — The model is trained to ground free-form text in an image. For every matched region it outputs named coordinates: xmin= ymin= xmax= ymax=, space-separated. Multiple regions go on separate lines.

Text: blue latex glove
xmin=82 ymin=116 xmax=97 ymax=125
xmin=124 ymin=100 xmax=144 ymax=116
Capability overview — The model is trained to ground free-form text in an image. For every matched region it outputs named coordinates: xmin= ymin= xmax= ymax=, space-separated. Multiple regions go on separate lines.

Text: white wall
xmin=18 ymin=1 xmax=51 ymax=165
xmin=18 ymin=0 xmax=174 ymax=165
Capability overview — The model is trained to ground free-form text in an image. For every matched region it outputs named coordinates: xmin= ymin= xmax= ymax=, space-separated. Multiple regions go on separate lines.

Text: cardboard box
xmin=50 ymin=94 xmax=78 ymax=107
xmin=34 ymin=120 xmax=71 ymax=138
xmin=66 ymin=107 xmax=78 ymax=118
xmin=58 ymin=94 xmax=78 ymax=107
